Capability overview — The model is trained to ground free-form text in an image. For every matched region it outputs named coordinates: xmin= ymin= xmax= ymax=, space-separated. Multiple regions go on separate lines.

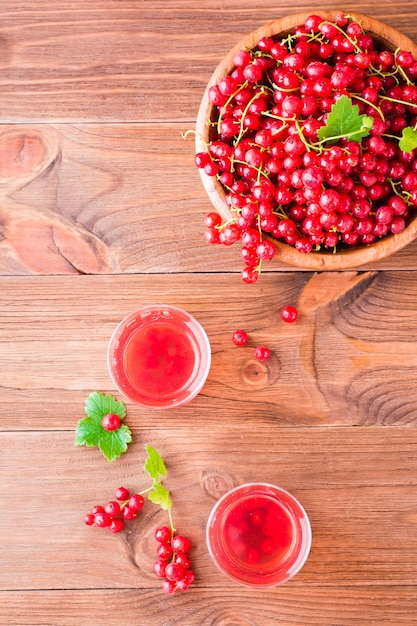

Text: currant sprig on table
xmin=83 ymin=444 xmax=195 ymax=594
xmin=188 ymin=12 xmax=417 ymax=284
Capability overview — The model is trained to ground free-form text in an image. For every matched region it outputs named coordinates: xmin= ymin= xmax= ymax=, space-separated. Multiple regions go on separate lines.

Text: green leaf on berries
xmin=144 ymin=445 xmax=167 ymax=482
xmin=75 ymin=392 xmax=131 ymax=462
xmin=399 ymin=126 xmax=417 ymax=153
xmin=148 ymin=483 xmax=172 ymax=510
xmin=317 ymin=95 xmax=374 ymax=144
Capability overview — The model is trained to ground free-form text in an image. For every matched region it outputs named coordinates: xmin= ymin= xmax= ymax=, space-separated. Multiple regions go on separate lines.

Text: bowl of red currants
xmin=194 ymin=11 xmax=417 ymax=280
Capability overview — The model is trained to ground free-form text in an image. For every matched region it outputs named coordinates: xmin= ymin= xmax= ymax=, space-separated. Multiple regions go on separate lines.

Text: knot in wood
xmin=200 ymin=469 xmax=235 ymax=500
xmin=0 ymin=127 xmax=60 ymax=185
xmin=208 ymin=611 xmax=256 ymax=626
xmin=242 ymin=357 xmax=276 ymax=388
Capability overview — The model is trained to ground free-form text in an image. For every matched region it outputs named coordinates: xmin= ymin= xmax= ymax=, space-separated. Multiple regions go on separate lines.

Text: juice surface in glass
xmin=207 ymin=483 xmax=311 ymax=587
xmin=108 ymin=305 xmax=211 ymax=408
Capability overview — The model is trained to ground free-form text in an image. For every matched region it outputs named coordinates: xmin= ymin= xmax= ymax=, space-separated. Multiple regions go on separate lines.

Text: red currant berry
xmin=241 ymin=267 xmax=259 ymax=284
xmin=232 ymin=330 xmax=248 ymax=346
xmin=162 ymin=579 xmax=177 ymax=595
xmin=171 ymin=535 xmax=191 ymax=553
xmin=182 ymin=569 xmax=196 ymax=586
xmin=109 ymin=518 xmax=124 ymax=533
xmin=122 ymin=506 xmax=137 ymax=521
xmin=205 ymin=212 xmax=222 ymax=228
xmin=153 ymin=560 xmax=167 ymax=578
xmin=165 ymin=562 xmax=185 ymax=582
xmin=128 ymin=494 xmax=145 ymax=511
xmin=101 ymin=413 xmax=121 ymax=431
xmin=104 ymin=501 xmax=121 ymax=517
xmin=157 ymin=543 xmax=173 ymax=560
xmin=281 ymin=305 xmax=298 ymax=323
xmin=115 ymin=487 xmax=130 ymax=501
xmin=94 ymin=512 xmax=112 ymax=528
xmin=256 ymin=239 xmax=276 ymax=260
xmin=175 ymin=577 xmax=191 ymax=592
xmin=90 ymin=505 xmax=104 ymax=515
xmin=84 ymin=513 xmax=95 ymax=526
xmin=253 ymin=345 xmax=271 ymax=362
xmin=155 ymin=526 xmax=173 ymax=544
xmin=175 ymin=552 xmax=191 ymax=569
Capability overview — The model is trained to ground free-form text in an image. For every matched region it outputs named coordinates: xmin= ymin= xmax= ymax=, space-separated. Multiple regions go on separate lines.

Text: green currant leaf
xmin=97 ymin=425 xmax=132 ymax=462
xmin=85 ymin=391 xmax=126 ymax=420
xmin=399 ymin=126 xmax=417 ymax=153
xmin=148 ymin=483 xmax=172 ymax=511
xmin=75 ymin=392 xmax=131 ymax=462
xmin=317 ymin=95 xmax=374 ymax=144
xmin=144 ymin=445 xmax=167 ymax=482
xmin=74 ymin=416 xmax=102 ymax=447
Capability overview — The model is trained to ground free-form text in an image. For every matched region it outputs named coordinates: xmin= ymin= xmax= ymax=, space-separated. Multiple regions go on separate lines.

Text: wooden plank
xmin=1 ymin=428 xmax=417 ymax=591
xmin=1 ymin=588 xmax=417 ymax=625
xmin=1 ymin=272 xmax=417 ymax=429
xmin=0 ymin=123 xmax=230 ymax=276
xmin=0 ymin=2 xmax=416 ymax=123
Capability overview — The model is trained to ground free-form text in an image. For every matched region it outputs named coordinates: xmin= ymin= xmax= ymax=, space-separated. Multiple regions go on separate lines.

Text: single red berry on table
xmin=84 ymin=513 xmax=95 ymax=526
xmin=281 ymin=305 xmax=299 ymax=323
xmin=254 ymin=345 xmax=271 ymax=361
xmin=101 ymin=413 xmax=121 ymax=431
xmin=232 ymin=330 xmax=248 ymax=346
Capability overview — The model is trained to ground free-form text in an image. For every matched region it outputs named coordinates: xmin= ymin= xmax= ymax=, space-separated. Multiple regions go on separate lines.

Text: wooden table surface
xmin=1 ymin=2 xmax=417 ymax=625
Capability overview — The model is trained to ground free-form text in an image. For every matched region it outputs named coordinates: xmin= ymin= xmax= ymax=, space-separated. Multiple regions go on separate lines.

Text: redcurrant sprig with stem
xmin=84 ymin=486 xmax=151 ymax=532
xmin=144 ymin=446 xmax=196 ymax=594
xmin=83 ymin=445 xmax=196 ymax=594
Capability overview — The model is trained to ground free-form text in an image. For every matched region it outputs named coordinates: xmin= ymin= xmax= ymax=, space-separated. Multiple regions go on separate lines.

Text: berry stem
xmin=319 ymin=20 xmax=362 ymax=53
xmin=168 ymin=507 xmax=176 ymax=536
xmin=351 ymin=94 xmax=386 ymax=122
xmin=216 ymin=81 xmax=249 ymax=135
xmin=234 ymin=86 xmax=269 ymax=144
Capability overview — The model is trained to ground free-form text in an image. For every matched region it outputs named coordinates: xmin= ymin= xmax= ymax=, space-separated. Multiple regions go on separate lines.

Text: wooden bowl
xmin=196 ymin=11 xmax=417 ymax=270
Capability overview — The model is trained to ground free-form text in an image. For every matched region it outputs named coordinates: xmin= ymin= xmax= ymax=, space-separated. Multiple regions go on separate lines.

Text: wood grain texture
xmin=2 ymin=272 xmax=417 ymax=429
xmin=1 ymin=2 xmax=417 ymax=624
xmin=0 ymin=1 xmax=416 ymax=123
xmin=1 ymin=428 xmax=417 ymax=594
xmin=1 ymin=588 xmax=417 ymax=626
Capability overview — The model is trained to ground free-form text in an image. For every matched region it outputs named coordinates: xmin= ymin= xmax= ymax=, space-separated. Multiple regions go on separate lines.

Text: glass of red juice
xmin=107 ymin=305 xmax=211 ymax=408
xmin=206 ymin=482 xmax=311 ymax=587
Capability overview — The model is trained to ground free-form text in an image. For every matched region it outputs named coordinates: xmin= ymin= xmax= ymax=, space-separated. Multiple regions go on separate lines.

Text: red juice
xmin=107 ymin=305 xmax=211 ymax=408
xmin=207 ymin=483 xmax=311 ymax=587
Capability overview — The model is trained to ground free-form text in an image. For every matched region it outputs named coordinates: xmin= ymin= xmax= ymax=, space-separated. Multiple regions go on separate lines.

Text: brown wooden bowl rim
xmin=196 ymin=11 xmax=417 ymax=270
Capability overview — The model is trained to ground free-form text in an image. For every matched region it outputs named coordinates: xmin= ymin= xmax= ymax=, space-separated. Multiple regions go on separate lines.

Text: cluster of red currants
xmin=84 ymin=486 xmax=145 ymax=533
xmin=153 ymin=526 xmax=196 ymax=594
xmin=197 ymin=13 xmax=417 ymax=283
